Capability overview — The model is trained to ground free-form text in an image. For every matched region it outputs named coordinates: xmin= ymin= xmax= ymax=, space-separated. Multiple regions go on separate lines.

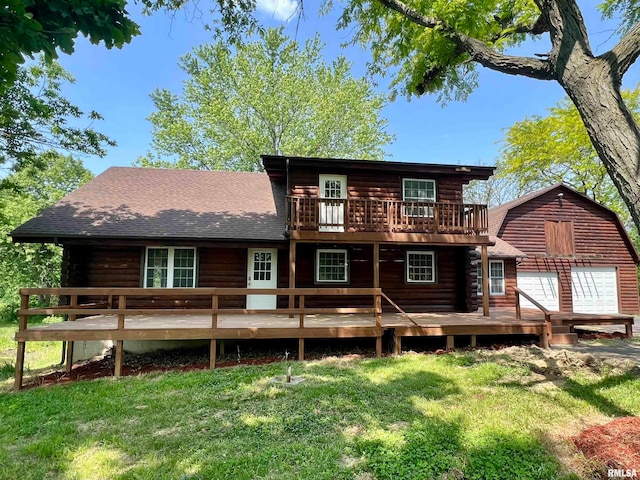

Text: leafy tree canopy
xmin=0 ymin=0 xmax=139 ymax=92
xmin=0 ymin=152 xmax=93 ymax=320
xmin=1 ymin=58 xmax=115 ymax=172
xmin=139 ymin=27 xmax=394 ymax=171
xmin=499 ymin=87 xmax=640 ymax=226
xmin=142 ymin=0 xmax=640 ymax=231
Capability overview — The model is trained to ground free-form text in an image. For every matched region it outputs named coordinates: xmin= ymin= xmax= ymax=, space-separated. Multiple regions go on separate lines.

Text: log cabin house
xmin=11 ymin=155 xmax=495 ymax=314
xmin=480 ymin=183 xmax=639 ymax=315
xmin=10 ymin=157 xmax=638 ymax=388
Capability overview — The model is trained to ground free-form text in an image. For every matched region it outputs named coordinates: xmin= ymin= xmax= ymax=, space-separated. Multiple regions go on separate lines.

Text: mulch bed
xmin=576 ymin=331 xmax=628 ymax=341
xmin=572 ymin=417 xmax=640 ymax=476
xmin=25 ymin=355 xmax=285 ymax=389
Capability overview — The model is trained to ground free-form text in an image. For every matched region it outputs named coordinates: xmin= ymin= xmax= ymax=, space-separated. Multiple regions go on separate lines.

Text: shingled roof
xmin=11 ymin=167 xmax=287 ymax=242
xmin=476 ymin=236 xmax=527 ymax=259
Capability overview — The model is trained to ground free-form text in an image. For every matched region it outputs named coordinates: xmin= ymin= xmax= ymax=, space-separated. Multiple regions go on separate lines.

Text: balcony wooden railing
xmin=286 ymin=196 xmax=488 ymax=235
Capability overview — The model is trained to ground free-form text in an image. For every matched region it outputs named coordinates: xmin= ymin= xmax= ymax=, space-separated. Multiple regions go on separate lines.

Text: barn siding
xmin=496 ymin=188 xmax=639 ymax=314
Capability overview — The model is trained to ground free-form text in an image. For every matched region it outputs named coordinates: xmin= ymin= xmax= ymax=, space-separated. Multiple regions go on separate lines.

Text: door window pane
xmin=253 ymin=252 xmax=272 ymax=281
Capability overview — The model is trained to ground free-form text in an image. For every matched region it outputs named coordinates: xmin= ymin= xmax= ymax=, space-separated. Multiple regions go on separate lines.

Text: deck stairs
xmin=549 ymin=324 xmax=578 ymax=345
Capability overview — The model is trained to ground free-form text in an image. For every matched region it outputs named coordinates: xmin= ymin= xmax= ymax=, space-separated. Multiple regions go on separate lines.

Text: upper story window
xmin=406 ymin=251 xmax=436 ymax=283
xmin=316 ymin=249 xmax=348 ymax=283
xmin=477 ymin=260 xmax=505 ymax=295
xmin=545 ymin=220 xmax=574 ymax=255
xmin=144 ymin=247 xmax=196 ymax=288
xmin=403 ymin=178 xmax=436 ymax=216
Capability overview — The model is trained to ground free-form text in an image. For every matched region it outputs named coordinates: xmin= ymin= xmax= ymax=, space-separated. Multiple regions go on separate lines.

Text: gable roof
xmin=476 ymin=236 xmax=527 ymax=259
xmin=11 ymin=167 xmax=286 ymax=242
xmin=488 ymin=183 xmax=639 ymax=263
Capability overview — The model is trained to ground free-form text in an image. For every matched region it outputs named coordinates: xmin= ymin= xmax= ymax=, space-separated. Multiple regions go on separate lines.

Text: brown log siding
xmin=485 ymin=258 xmax=518 ymax=309
xmin=497 ymin=189 xmax=639 ymax=314
xmin=292 ymin=243 xmax=473 ymax=312
xmin=62 ymin=243 xmax=476 ymax=313
xmin=289 ymin=169 xmax=463 ymax=203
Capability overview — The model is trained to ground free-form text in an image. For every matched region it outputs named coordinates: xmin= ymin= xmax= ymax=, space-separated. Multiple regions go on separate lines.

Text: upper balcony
xmin=286 ymin=196 xmax=488 ymax=240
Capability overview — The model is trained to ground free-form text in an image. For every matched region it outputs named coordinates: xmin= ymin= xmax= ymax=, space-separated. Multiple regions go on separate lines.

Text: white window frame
xmin=144 ymin=246 xmax=197 ymax=288
xmin=315 ymin=249 xmax=349 ymax=284
xmin=402 ymin=178 xmax=436 ymax=217
xmin=406 ymin=251 xmax=436 ymax=284
xmin=477 ymin=260 xmax=505 ymax=296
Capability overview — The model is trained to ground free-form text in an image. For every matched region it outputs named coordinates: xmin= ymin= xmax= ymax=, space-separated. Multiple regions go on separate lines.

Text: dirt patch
xmin=475 ymin=345 xmax=637 ymax=379
xmin=572 ymin=417 xmax=640 ymax=477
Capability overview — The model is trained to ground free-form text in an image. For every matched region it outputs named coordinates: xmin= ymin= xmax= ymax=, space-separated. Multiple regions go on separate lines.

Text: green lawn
xmin=1 ymin=349 xmax=638 ymax=479
xmin=0 ymin=318 xmax=63 ymax=383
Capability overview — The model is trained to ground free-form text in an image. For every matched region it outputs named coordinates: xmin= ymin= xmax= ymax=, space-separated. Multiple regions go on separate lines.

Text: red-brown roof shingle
xmin=11 ymin=167 xmax=286 ymax=242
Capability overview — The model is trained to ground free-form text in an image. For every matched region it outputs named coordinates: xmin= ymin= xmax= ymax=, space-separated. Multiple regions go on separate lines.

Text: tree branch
xmin=375 ymin=0 xmax=553 ymax=80
xmin=607 ymin=21 xmax=640 ymax=79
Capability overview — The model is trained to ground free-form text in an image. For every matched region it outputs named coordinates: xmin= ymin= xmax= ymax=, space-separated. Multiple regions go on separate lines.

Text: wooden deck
xmin=15 ymin=308 xmax=548 ymax=342
xmin=12 ymin=286 xmax=634 ymax=390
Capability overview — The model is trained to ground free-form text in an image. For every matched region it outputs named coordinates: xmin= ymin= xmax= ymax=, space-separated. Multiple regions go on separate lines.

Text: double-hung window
xmin=403 ymin=178 xmax=436 ymax=217
xmin=406 ymin=251 xmax=436 ymax=283
xmin=316 ymin=249 xmax=348 ymax=283
xmin=144 ymin=247 xmax=196 ymax=288
xmin=477 ymin=260 xmax=505 ymax=295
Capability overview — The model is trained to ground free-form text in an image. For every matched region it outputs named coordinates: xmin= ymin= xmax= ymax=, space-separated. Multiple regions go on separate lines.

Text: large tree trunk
xmin=559 ymin=55 xmax=640 ymax=232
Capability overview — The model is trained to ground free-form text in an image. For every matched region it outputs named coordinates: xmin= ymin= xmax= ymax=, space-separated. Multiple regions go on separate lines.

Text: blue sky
xmin=56 ymin=1 xmax=638 ymax=175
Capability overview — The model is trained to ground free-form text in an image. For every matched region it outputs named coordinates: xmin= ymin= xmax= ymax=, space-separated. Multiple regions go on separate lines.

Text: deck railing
xmin=14 ymin=287 xmax=386 ymax=389
xmin=514 ymin=286 xmax=552 ymax=347
xmin=286 ymin=196 xmax=488 ymax=235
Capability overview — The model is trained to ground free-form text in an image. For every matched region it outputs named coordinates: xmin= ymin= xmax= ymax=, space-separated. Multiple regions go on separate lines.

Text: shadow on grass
xmin=496 ymin=351 xmax=639 ymax=417
xmin=0 ymin=356 xmax=573 ymax=479
xmin=562 ymin=373 xmax=638 ymax=417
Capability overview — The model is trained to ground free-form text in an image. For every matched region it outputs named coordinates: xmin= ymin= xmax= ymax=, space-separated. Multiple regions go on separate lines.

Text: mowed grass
xmin=1 ymin=351 xmax=639 ymax=480
xmin=0 ymin=318 xmax=63 ymax=383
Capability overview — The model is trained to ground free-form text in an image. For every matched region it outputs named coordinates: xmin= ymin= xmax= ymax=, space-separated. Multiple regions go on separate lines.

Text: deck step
xmin=550 ymin=332 xmax=578 ymax=345
xmin=551 ymin=325 xmax=572 ymax=334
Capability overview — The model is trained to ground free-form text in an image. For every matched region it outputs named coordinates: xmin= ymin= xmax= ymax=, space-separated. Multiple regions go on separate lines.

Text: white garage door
xmin=571 ymin=267 xmax=618 ymax=314
xmin=516 ymin=272 xmax=560 ymax=311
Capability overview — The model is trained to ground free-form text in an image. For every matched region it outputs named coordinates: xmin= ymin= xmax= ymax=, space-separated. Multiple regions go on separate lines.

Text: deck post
xmin=393 ymin=332 xmax=401 ymax=356
xmin=64 ymin=294 xmax=78 ymax=373
xmin=289 ymin=241 xmax=296 ymax=318
xmin=515 ymin=292 xmax=521 ymax=320
xmin=625 ymin=321 xmax=633 ymax=338
xmin=373 ymin=243 xmax=380 ymax=289
xmin=481 ymin=244 xmax=489 ymax=316
xmin=298 ymin=295 xmax=305 ymax=361
xmin=114 ymin=295 xmax=126 ymax=378
xmin=210 ymin=294 xmax=218 ymax=369
xmin=446 ymin=335 xmax=454 ymax=350
xmin=374 ymin=289 xmax=382 ymax=357
xmin=470 ymin=335 xmax=477 ymax=347
xmin=14 ymin=292 xmax=30 ymax=391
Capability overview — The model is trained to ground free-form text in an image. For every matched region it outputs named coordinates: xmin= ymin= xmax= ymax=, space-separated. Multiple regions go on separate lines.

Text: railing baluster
xmin=285 ymin=196 xmax=488 ymax=235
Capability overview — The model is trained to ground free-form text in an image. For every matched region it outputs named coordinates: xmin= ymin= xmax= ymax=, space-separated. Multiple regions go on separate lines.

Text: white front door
xmin=319 ymin=175 xmax=347 ymax=232
xmin=247 ymin=248 xmax=277 ymax=309
xmin=571 ymin=267 xmax=619 ymax=314
xmin=516 ymin=272 xmax=560 ymax=311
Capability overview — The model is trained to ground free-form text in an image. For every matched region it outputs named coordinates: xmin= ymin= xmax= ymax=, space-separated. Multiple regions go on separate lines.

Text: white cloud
xmin=256 ymin=0 xmax=298 ymax=22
